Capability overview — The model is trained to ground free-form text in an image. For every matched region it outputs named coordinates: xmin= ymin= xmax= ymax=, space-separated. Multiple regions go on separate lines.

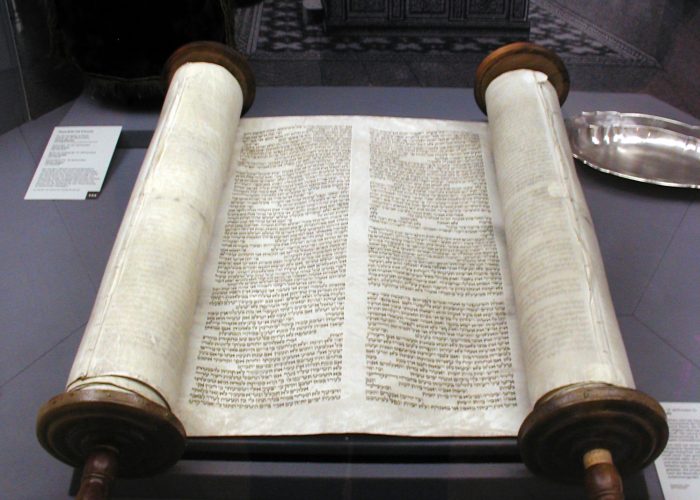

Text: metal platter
xmin=566 ymin=111 xmax=700 ymax=188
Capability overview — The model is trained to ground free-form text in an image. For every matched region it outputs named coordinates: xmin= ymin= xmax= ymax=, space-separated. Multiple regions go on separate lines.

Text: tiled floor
xmin=241 ymin=0 xmax=699 ymax=117
xmin=3 ymin=0 xmax=699 ymax=120
xmin=249 ymin=0 xmax=656 ymax=64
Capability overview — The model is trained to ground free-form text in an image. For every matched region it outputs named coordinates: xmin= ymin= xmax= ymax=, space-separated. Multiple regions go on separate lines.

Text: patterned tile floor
xmin=244 ymin=0 xmax=657 ymax=66
xmin=237 ymin=0 xmax=694 ymax=112
xmin=5 ymin=0 xmax=697 ymax=119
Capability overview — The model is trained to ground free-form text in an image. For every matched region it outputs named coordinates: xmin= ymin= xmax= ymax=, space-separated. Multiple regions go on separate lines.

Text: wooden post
xmin=76 ymin=449 xmax=119 ymax=500
xmin=474 ymin=41 xmax=570 ymax=116
xmin=518 ymin=383 xmax=668 ymax=500
xmin=163 ymin=40 xmax=256 ymax=115
xmin=583 ymin=449 xmax=624 ymax=500
xmin=37 ymin=389 xmax=186 ymax=497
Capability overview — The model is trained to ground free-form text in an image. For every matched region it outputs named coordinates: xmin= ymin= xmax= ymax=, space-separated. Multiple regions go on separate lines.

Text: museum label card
xmin=655 ymin=402 xmax=700 ymax=500
xmin=25 ymin=126 xmax=122 ymax=200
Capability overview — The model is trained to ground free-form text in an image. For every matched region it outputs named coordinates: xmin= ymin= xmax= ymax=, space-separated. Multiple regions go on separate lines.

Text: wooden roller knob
xmin=37 ymin=389 xmax=186 ymax=500
xmin=583 ymin=449 xmax=624 ymax=500
xmin=518 ymin=383 xmax=667 ymax=500
xmin=77 ymin=449 xmax=119 ymax=500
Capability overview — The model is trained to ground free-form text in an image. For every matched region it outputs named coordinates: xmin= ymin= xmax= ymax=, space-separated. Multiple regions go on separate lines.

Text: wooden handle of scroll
xmin=76 ymin=449 xmax=119 ymax=500
xmin=583 ymin=449 xmax=624 ymax=500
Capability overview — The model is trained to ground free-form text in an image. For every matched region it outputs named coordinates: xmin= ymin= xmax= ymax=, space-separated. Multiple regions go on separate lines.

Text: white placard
xmin=25 ymin=126 xmax=122 ymax=200
xmin=656 ymin=402 xmax=700 ymax=500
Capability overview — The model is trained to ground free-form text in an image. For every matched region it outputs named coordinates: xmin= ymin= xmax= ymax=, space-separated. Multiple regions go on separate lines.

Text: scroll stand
xmin=35 ymin=41 xmax=256 ymax=500
xmin=475 ymin=42 xmax=669 ymax=500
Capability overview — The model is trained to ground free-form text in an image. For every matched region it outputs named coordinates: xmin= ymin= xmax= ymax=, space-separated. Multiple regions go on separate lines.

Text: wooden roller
xmin=475 ymin=42 xmax=669 ymax=500
xmin=35 ymin=41 xmax=256 ymax=500
xmin=37 ymin=390 xmax=186 ymax=499
xmin=164 ymin=40 xmax=256 ymax=114
xmin=474 ymin=41 xmax=569 ymax=116
xmin=519 ymin=383 xmax=668 ymax=500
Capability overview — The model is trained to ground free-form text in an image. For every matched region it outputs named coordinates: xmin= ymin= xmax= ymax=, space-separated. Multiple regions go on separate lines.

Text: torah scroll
xmin=37 ymin=42 xmax=666 ymax=500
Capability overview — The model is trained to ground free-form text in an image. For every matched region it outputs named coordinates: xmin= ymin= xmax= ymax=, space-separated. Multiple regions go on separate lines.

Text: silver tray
xmin=565 ymin=111 xmax=700 ymax=188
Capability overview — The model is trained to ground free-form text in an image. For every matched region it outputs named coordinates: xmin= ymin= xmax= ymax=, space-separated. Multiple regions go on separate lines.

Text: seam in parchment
xmin=532 ymin=72 xmax=619 ymax=381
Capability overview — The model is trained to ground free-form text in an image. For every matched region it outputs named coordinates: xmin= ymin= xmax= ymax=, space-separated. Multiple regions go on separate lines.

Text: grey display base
xmin=73 ymin=461 xmax=651 ymax=500
xmin=1 ymin=87 xmax=698 ymax=499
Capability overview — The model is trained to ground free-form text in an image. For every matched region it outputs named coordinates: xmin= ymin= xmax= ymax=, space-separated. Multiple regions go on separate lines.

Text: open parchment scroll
xmin=64 ymin=61 xmax=634 ymax=439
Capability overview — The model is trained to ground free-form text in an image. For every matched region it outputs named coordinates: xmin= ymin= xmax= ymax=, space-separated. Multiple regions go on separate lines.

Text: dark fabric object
xmin=48 ymin=0 xmax=236 ymax=103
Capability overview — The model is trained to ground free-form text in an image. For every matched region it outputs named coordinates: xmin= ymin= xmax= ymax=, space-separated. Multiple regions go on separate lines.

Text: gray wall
xmin=653 ymin=2 xmax=700 ymax=117
xmin=549 ymin=0 xmax=667 ymax=59
xmin=0 ymin=0 xmax=29 ymax=134
xmin=551 ymin=0 xmax=700 ymax=117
